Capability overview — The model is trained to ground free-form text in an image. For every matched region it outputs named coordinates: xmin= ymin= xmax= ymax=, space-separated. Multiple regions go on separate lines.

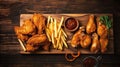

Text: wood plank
xmin=0 ymin=45 xmax=21 ymax=54
xmin=0 ymin=9 xmax=10 ymax=16
xmin=0 ymin=20 xmax=12 ymax=24
xmin=0 ymin=36 xmax=17 ymax=42
xmin=0 ymin=42 xmax=19 ymax=45
xmin=0 ymin=24 xmax=19 ymax=34
xmin=0 ymin=36 xmax=16 ymax=40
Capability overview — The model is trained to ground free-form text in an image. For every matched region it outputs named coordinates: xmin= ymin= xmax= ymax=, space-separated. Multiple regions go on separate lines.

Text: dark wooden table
xmin=0 ymin=0 xmax=120 ymax=67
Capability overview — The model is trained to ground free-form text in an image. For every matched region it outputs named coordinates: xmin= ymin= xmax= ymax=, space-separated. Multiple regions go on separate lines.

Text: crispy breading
xmin=26 ymin=44 xmax=39 ymax=52
xmin=100 ymin=38 xmax=108 ymax=53
xmin=32 ymin=13 xmax=46 ymax=34
xmin=97 ymin=21 xmax=108 ymax=38
xmin=90 ymin=33 xmax=100 ymax=53
xmin=80 ymin=34 xmax=91 ymax=48
xmin=71 ymin=29 xmax=82 ymax=47
xmin=14 ymin=19 xmax=36 ymax=35
xmin=14 ymin=26 xmax=29 ymax=42
xmin=86 ymin=15 xmax=96 ymax=34
xmin=71 ymin=26 xmax=86 ymax=47
xmin=27 ymin=34 xmax=47 ymax=46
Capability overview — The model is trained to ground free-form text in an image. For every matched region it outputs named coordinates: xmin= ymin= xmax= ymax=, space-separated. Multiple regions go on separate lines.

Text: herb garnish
xmin=100 ymin=16 xmax=112 ymax=29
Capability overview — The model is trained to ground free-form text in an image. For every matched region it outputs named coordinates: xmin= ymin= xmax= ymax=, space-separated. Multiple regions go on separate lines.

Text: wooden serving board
xmin=20 ymin=14 xmax=114 ymax=54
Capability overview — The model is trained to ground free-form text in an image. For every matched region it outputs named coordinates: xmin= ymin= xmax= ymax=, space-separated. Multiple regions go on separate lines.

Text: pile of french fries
xmin=45 ymin=16 xmax=68 ymax=50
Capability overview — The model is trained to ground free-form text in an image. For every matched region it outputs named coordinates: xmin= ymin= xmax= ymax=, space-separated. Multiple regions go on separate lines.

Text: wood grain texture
xmin=0 ymin=0 xmax=120 ymax=67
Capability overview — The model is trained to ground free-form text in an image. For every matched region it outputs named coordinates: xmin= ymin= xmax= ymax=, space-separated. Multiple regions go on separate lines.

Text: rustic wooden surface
xmin=0 ymin=0 xmax=120 ymax=67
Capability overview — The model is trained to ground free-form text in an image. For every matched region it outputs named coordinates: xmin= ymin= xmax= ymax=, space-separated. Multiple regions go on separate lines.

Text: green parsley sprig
xmin=100 ymin=16 xmax=112 ymax=29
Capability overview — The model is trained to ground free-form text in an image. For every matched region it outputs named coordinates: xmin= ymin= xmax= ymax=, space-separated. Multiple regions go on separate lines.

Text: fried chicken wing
xmin=100 ymin=38 xmax=108 ymax=53
xmin=14 ymin=19 xmax=36 ymax=35
xmin=32 ymin=13 xmax=46 ymax=34
xmin=26 ymin=44 xmax=39 ymax=52
xmin=14 ymin=26 xmax=20 ymax=35
xmin=27 ymin=34 xmax=47 ymax=46
xmin=71 ymin=26 xmax=91 ymax=48
xmin=86 ymin=15 xmax=96 ymax=34
xmin=26 ymin=41 xmax=50 ymax=52
xmin=80 ymin=34 xmax=91 ymax=48
xmin=97 ymin=18 xmax=108 ymax=38
xmin=42 ymin=40 xmax=51 ymax=51
xmin=17 ymin=34 xmax=28 ymax=42
xmin=71 ymin=26 xmax=85 ymax=47
xmin=90 ymin=33 xmax=100 ymax=53
xmin=25 ymin=34 xmax=48 ymax=52
xmin=32 ymin=13 xmax=41 ymax=27
xmin=14 ymin=26 xmax=29 ymax=42
xmin=71 ymin=30 xmax=81 ymax=47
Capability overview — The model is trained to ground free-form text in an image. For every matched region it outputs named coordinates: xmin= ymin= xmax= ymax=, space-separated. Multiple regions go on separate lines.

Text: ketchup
xmin=65 ymin=18 xmax=77 ymax=30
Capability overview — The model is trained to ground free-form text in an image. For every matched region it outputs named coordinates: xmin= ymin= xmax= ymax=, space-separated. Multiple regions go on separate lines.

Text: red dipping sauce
xmin=65 ymin=18 xmax=77 ymax=30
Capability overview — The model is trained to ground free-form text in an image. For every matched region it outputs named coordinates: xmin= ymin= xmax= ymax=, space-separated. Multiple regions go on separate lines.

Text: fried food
xmin=86 ymin=15 xmax=96 ymax=34
xmin=90 ymin=33 xmax=100 ymax=53
xmin=97 ymin=18 xmax=108 ymax=38
xmin=14 ymin=26 xmax=20 ymax=35
xmin=71 ymin=29 xmax=81 ymax=47
xmin=32 ymin=13 xmax=46 ymax=34
xmin=42 ymin=40 xmax=51 ymax=51
xmin=71 ymin=26 xmax=85 ymax=47
xmin=17 ymin=34 xmax=28 ymax=42
xmin=14 ymin=26 xmax=28 ymax=42
xmin=26 ymin=44 xmax=39 ymax=52
xmin=71 ymin=26 xmax=91 ymax=48
xmin=80 ymin=34 xmax=91 ymax=48
xmin=14 ymin=19 xmax=36 ymax=35
xmin=25 ymin=34 xmax=49 ymax=52
xmin=14 ymin=26 xmax=29 ymax=42
xmin=27 ymin=34 xmax=47 ymax=46
xmin=100 ymin=38 xmax=108 ymax=53
xmin=14 ymin=13 xmax=50 ymax=52
xmin=32 ymin=13 xmax=41 ymax=27
xmin=65 ymin=51 xmax=80 ymax=62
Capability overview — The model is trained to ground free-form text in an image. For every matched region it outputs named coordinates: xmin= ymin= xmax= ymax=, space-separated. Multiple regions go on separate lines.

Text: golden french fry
xmin=62 ymin=33 xmax=67 ymax=40
xmin=58 ymin=17 xmax=64 ymax=34
xmin=51 ymin=17 xmax=54 ymax=23
xmin=58 ymin=41 xmax=62 ymax=50
xmin=61 ymin=29 xmax=67 ymax=38
xmin=18 ymin=39 xmax=26 ymax=51
xmin=47 ymin=16 xmax=51 ymax=27
xmin=61 ymin=35 xmax=68 ymax=48
xmin=49 ymin=22 xmax=53 ymax=32
xmin=45 ymin=28 xmax=51 ymax=41
xmin=56 ymin=30 xmax=61 ymax=48
xmin=54 ymin=19 xmax=57 ymax=37
xmin=54 ymin=37 xmax=57 ymax=49
xmin=56 ymin=37 xmax=59 ymax=48
xmin=52 ymin=32 xmax=55 ymax=47
xmin=60 ymin=39 xmax=63 ymax=50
